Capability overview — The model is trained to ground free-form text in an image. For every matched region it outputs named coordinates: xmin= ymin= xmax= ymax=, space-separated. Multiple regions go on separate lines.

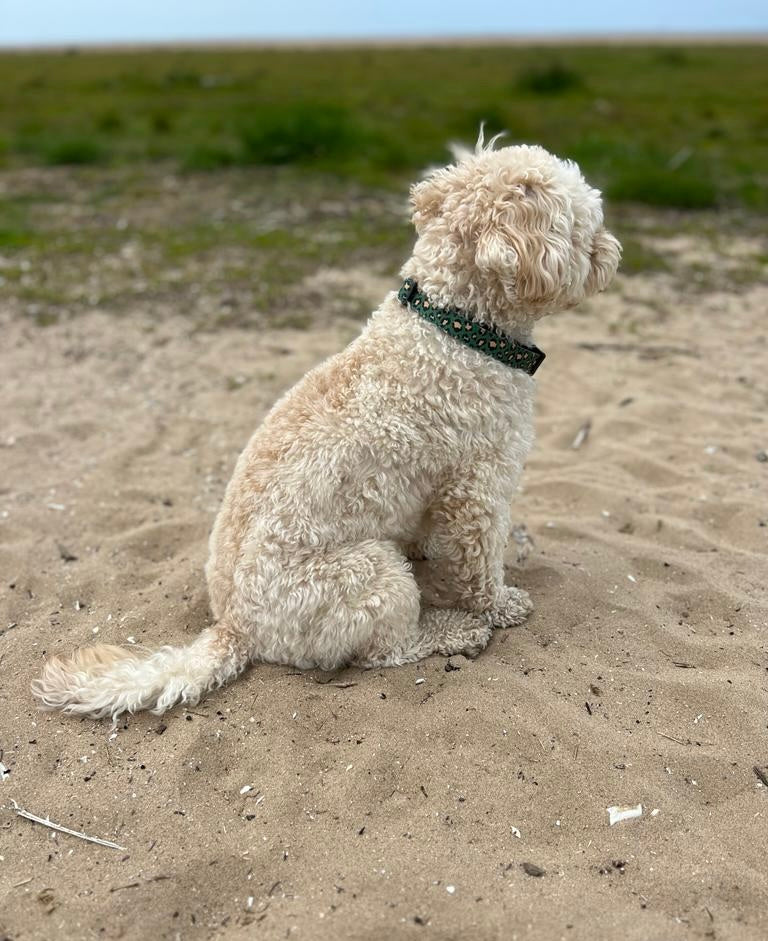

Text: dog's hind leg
xmin=244 ymin=539 xmax=425 ymax=670
xmin=243 ymin=540 xmax=493 ymax=670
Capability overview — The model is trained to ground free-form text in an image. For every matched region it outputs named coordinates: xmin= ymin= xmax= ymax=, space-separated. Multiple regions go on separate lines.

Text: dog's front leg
xmin=418 ymin=479 xmax=532 ymax=629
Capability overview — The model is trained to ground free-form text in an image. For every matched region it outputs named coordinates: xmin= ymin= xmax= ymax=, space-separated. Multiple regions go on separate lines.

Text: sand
xmin=1 ymin=227 xmax=768 ymax=940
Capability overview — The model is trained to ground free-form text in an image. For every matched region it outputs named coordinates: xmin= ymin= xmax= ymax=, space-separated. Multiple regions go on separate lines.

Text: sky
xmin=2 ymin=0 xmax=766 ymax=46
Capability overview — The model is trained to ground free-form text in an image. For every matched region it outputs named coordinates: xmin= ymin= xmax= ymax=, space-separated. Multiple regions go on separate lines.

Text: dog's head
xmin=408 ymin=134 xmax=621 ymax=324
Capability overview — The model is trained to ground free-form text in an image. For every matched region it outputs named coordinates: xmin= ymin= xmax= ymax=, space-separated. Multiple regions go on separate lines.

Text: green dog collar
xmin=398 ymin=278 xmax=545 ymax=376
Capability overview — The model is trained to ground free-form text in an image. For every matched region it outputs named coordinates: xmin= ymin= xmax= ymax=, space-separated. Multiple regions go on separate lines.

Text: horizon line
xmin=2 ymin=30 xmax=767 ymax=53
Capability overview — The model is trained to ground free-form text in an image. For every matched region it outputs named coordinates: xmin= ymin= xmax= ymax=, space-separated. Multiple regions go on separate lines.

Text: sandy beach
xmin=1 ymin=172 xmax=767 ymax=939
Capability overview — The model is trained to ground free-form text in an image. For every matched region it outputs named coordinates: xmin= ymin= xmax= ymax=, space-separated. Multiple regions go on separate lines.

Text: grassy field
xmin=1 ymin=44 xmax=766 ymax=328
xmin=1 ymin=44 xmax=767 ymax=209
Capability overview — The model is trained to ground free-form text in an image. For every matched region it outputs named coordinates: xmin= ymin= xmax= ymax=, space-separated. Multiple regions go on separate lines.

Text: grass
xmin=1 ymin=160 xmax=765 ymax=331
xmin=0 ymin=44 xmax=766 ymax=208
xmin=517 ymin=62 xmax=584 ymax=94
xmin=1 ymin=45 xmax=765 ymax=327
xmin=0 ymin=166 xmax=415 ymax=325
xmin=607 ymin=166 xmax=718 ymax=210
xmin=40 ymin=135 xmax=107 ymax=166
xmin=237 ymin=102 xmax=367 ymax=166
xmin=610 ymin=234 xmax=670 ymax=276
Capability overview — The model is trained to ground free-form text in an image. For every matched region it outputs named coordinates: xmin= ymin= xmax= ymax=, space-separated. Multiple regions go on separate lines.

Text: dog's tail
xmin=31 ymin=622 xmax=248 ymax=722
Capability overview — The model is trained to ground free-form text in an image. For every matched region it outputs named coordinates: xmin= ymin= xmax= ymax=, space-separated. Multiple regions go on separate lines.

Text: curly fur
xmin=32 ymin=137 xmax=620 ymax=720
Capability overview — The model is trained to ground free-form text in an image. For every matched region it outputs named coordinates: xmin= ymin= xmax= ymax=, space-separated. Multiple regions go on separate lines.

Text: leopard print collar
xmin=398 ymin=278 xmax=545 ymax=376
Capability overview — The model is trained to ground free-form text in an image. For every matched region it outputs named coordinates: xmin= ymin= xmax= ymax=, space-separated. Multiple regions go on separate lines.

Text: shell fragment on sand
xmin=607 ymin=804 xmax=643 ymax=826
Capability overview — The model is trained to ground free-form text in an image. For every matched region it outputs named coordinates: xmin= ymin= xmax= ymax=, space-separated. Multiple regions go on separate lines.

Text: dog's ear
xmin=473 ymin=183 xmax=525 ymax=290
xmin=475 ymin=226 xmax=518 ymax=279
xmin=585 ymin=228 xmax=622 ymax=295
xmin=475 ymin=189 xmax=571 ymax=306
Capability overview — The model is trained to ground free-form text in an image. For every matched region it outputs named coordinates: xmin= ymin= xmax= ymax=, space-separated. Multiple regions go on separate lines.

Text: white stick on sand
xmin=10 ymin=799 xmax=126 ymax=850
xmin=571 ymin=419 xmax=592 ymax=450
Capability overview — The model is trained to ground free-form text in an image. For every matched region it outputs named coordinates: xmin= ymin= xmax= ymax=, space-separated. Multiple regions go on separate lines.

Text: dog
xmin=32 ymin=132 xmax=620 ymax=720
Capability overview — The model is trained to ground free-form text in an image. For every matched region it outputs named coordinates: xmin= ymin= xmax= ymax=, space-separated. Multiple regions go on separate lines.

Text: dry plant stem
xmin=10 ymin=799 xmax=126 ymax=851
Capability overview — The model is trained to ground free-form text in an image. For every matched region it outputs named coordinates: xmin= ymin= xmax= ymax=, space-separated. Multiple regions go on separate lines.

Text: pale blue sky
xmin=2 ymin=0 xmax=766 ymax=46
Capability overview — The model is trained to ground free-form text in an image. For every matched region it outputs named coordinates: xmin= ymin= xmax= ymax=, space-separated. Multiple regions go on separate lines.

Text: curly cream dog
xmin=32 ymin=135 xmax=620 ymax=719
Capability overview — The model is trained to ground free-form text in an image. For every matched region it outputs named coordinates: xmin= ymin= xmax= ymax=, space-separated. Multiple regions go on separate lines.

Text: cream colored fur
xmin=32 ymin=135 xmax=620 ymax=720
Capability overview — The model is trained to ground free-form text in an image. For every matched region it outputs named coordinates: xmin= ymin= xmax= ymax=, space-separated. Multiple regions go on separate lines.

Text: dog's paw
xmin=420 ymin=606 xmax=493 ymax=658
xmin=488 ymin=586 xmax=533 ymax=628
xmin=455 ymin=622 xmax=494 ymax=659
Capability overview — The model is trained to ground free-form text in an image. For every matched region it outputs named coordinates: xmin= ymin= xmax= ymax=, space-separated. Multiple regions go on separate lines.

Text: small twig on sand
xmin=10 ymin=799 xmax=126 ymax=850
xmin=571 ymin=420 xmax=592 ymax=450
xmin=658 ymin=731 xmax=688 ymax=745
xmin=310 ymin=675 xmax=357 ymax=688
xmin=661 ymin=650 xmax=696 ymax=669
xmin=753 ymin=766 xmax=768 ymax=788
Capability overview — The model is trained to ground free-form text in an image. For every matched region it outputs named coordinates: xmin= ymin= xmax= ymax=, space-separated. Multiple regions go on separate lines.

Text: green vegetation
xmin=40 ymin=135 xmax=107 ymax=165
xmin=0 ymin=44 xmax=766 ymax=208
xmin=0 ymin=166 xmax=418 ymax=325
xmin=1 ymin=45 xmax=766 ymax=329
xmin=517 ymin=62 xmax=583 ymax=94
